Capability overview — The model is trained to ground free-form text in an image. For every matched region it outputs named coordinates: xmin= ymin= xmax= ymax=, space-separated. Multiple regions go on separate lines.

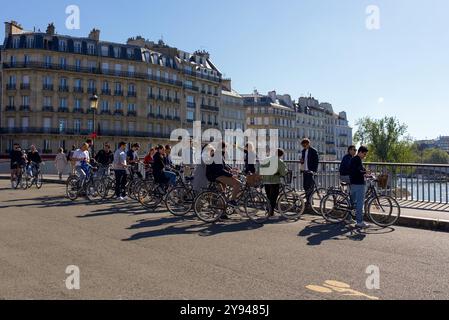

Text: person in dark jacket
xmin=27 ymin=145 xmax=42 ymax=178
xmin=300 ymin=139 xmax=319 ymax=206
xmin=152 ymin=145 xmax=176 ymax=186
xmin=339 ymin=145 xmax=356 ymax=183
xmin=349 ymin=146 xmax=370 ymax=229
xmin=9 ymin=143 xmax=26 ymax=188
xmin=206 ymin=143 xmax=241 ymax=207
xmin=95 ymin=143 xmax=114 ymax=176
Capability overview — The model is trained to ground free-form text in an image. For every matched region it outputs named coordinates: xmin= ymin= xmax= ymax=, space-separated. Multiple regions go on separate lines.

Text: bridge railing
xmin=284 ymin=161 xmax=449 ymax=204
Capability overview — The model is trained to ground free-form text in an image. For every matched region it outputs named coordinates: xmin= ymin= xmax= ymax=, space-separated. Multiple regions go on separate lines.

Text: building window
xmin=22 ymin=96 xmax=30 ymax=107
xmin=187 ymin=110 xmax=195 ymax=121
xmin=44 ymin=56 xmax=52 ymax=67
xmin=74 ymin=99 xmax=81 ymax=110
xmin=101 ymin=101 xmax=109 ymax=112
xmin=12 ymin=37 xmax=20 ymax=49
xmin=87 ymin=120 xmax=94 ymax=132
xmin=59 ymin=119 xmax=67 ymax=133
xmin=74 ymin=119 xmax=81 ymax=134
xmin=26 ymin=37 xmax=34 ymax=49
xmin=115 ymin=102 xmax=122 ymax=111
xmin=101 ymin=45 xmax=109 ymax=56
xmin=87 ymin=43 xmax=96 ymax=55
xmin=7 ymin=117 xmax=15 ymax=128
xmin=59 ymin=98 xmax=68 ymax=109
xmin=114 ymin=47 xmax=120 ymax=58
xmin=59 ymin=40 xmax=67 ymax=51
xmin=74 ymin=42 xmax=82 ymax=53
xmin=43 ymin=140 xmax=51 ymax=151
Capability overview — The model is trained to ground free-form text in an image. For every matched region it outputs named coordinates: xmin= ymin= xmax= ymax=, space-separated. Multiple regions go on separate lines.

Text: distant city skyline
xmin=1 ymin=0 xmax=448 ymax=139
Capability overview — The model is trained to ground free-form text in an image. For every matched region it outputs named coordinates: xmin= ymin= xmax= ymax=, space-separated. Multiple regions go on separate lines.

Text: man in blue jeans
xmin=349 ymin=146 xmax=370 ymax=229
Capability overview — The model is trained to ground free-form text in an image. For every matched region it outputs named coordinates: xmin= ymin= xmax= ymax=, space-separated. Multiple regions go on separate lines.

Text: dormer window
xmin=12 ymin=37 xmax=20 ymax=49
xmin=114 ymin=47 xmax=120 ymax=58
xmin=87 ymin=43 xmax=96 ymax=55
xmin=59 ymin=40 xmax=67 ymax=52
xmin=127 ymin=48 xmax=134 ymax=59
xmin=101 ymin=45 xmax=109 ymax=56
xmin=26 ymin=37 xmax=34 ymax=49
xmin=74 ymin=42 xmax=82 ymax=53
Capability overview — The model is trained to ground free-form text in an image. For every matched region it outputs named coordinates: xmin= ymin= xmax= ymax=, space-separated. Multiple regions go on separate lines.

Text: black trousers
xmin=115 ymin=170 xmax=127 ymax=197
xmin=303 ymin=172 xmax=315 ymax=202
xmin=264 ymin=184 xmax=280 ymax=214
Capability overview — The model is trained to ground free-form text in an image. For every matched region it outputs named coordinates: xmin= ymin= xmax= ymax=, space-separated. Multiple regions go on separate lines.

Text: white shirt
xmin=113 ymin=149 xmax=127 ymax=170
xmin=73 ymin=149 xmax=90 ymax=167
xmin=304 ymin=149 xmax=309 ymax=171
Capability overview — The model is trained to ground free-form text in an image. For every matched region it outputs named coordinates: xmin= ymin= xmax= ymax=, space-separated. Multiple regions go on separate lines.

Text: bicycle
xmin=66 ymin=163 xmax=106 ymax=202
xmin=276 ymin=171 xmax=306 ymax=220
xmin=320 ymin=175 xmax=401 ymax=228
xmin=11 ymin=163 xmax=28 ymax=190
xmin=301 ymin=170 xmax=327 ymax=215
xmin=194 ymin=173 xmax=271 ymax=224
xmin=26 ymin=162 xmax=43 ymax=189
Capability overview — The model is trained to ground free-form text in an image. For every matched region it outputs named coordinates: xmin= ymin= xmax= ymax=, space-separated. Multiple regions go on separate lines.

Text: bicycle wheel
xmin=25 ymin=172 xmax=33 ymax=189
xmin=244 ymin=191 xmax=270 ymax=224
xmin=165 ymin=186 xmax=195 ymax=216
xmin=66 ymin=176 xmax=80 ymax=201
xmin=321 ymin=192 xmax=351 ymax=224
xmin=278 ymin=188 xmax=303 ymax=220
xmin=367 ymin=195 xmax=401 ymax=227
xmin=105 ymin=177 xmax=116 ymax=199
xmin=194 ymin=191 xmax=226 ymax=223
xmin=86 ymin=180 xmax=103 ymax=203
xmin=309 ymin=187 xmax=327 ymax=215
xmin=137 ymin=184 xmax=164 ymax=209
xmin=35 ymin=172 xmax=43 ymax=189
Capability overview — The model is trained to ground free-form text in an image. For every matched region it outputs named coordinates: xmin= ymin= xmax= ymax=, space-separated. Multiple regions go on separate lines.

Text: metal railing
xmin=284 ymin=161 xmax=449 ymax=204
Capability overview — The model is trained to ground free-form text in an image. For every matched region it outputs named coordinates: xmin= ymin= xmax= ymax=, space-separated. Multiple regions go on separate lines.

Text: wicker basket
xmin=377 ymin=174 xmax=389 ymax=189
xmin=246 ymin=174 xmax=262 ymax=187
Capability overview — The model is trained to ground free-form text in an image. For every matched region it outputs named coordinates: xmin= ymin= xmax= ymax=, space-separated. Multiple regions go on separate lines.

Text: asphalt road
xmin=1 ymin=180 xmax=449 ymax=300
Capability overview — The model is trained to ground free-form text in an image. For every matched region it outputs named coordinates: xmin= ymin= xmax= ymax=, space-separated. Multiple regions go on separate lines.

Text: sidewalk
xmin=1 ymin=174 xmax=449 ymax=232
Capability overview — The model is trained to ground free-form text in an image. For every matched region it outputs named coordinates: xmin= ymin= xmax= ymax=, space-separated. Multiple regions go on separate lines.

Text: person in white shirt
xmin=113 ymin=142 xmax=128 ymax=200
xmin=72 ymin=143 xmax=90 ymax=185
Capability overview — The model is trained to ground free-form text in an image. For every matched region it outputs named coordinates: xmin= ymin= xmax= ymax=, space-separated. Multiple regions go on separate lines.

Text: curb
xmin=0 ymin=176 xmax=66 ymax=185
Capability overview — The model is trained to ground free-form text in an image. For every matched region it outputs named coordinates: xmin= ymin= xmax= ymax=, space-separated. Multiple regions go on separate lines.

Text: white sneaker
xmin=356 ymin=222 xmax=370 ymax=229
xmin=121 ymin=196 xmax=129 ymax=201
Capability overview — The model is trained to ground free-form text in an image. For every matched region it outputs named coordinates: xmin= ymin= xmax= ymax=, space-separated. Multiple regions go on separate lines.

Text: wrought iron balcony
xmin=58 ymin=107 xmax=70 ymax=113
xmin=114 ymin=90 xmax=124 ymax=96
xmin=127 ymin=111 xmax=137 ymax=117
xmin=58 ymin=86 xmax=69 ymax=93
xmin=201 ymin=104 xmax=219 ymax=112
xmin=6 ymin=84 xmax=17 ymax=90
xmin=127 ymin=91 xmax=137 ymax=97
xmin=5 ymin=105 xmax=16 ymax=112
xmin=73 ymin=87 xmax=84 ymax=93
xmin=19 ymin=105 xmax=31 ymax=111
xmin=42 ymin=106 xmax=54 ymax=112
xmin=43 ymin=84 xmax=54 ymax=91
xmin=101 ymin=89 xmax=112 ymax=95
xmin=20 ymin=84 xmax=31 ymax=90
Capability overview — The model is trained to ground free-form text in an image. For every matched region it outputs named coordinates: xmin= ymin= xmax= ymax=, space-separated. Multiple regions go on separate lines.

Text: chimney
xmin=5 ymin=21 xmax=23 ymax=37
xmin=221 ymin=79 xmax=232 ymax=92
xmin=88 ymin=28 xmax=100 ymax=41
xmin=46 ymin=23 xmax=55 ymax=35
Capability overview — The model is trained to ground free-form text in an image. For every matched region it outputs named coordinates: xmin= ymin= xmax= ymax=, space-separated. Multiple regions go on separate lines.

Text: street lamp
xmin=90 ymin=94 xmax=99 ymax=155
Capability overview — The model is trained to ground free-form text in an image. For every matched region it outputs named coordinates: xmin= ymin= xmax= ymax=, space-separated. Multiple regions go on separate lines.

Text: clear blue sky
xmin=1 ymin=0 xmax=448 ymax=140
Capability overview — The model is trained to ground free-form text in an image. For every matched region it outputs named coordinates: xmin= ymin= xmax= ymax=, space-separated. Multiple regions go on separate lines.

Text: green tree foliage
xmin=421 ymin=148 xmax=449 ymax=164
xmin=354 ymin=116 xmax=416 ymax=163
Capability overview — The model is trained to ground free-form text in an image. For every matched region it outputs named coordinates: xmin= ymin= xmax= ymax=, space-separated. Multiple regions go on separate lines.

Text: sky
xmin=1 ymin=0 xmax=448 ymax=140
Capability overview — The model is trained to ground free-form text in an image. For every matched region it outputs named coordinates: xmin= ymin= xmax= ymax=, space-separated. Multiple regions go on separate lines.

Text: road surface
xmin=0 ymin=181 xmax=448 ymax=300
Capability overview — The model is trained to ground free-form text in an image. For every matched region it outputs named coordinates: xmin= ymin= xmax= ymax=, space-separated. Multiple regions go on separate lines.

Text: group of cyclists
xmin=7 ymin=137 xmax=400 ymax=229
xmin=9 ymin=143 xmax=43 ymax=189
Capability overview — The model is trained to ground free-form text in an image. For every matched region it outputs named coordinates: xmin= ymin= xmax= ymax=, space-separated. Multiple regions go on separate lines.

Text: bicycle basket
xmin=246 ymin=174 xmax=262 ymax=187
xmin=377 ymin=174 xmax=388 ymax=189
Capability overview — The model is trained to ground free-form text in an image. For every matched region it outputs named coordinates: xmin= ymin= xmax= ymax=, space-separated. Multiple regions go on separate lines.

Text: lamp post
xmin=89 ymin=94 xmax=99 ymax=155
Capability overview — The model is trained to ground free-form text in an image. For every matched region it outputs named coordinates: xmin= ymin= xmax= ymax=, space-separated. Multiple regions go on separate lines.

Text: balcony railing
xmin=42 ymin=106 xmax=54 ymax=112
xmin=59 ymin=86 xmax=70 ymax=92
xmin=183 ymin=69 xmax=222 ymax=83
xmin=58 ymin=107 xmax=70 ymax=113
xmin=5 ymin=105 xmax=16 ymax=111
xmin=201 ymin=104 xmax=219 ymax=112
xmin=127 ymin=91 xmax=137 ymax=97
xmin=184 ymin=84 xmax=199 ymax=92
xmin=73 ymin=87 xmax=84 ymax=93
xmin=73 ymin=108 xmax=84 ymax=114
xmin=100 ymin=110 xmax=112 ymax=115
xmin=43 ymin=84 xmax=54 ymax=91
xmin=101 ymin=89 xmax=112 ymax=95
xmin=127 ymin=111 xmax=137 ymax=117
xmin=6 ymin=84 xmax=16 ymax=90
xmin=3 ymin=62 xmax=185 ymax=87
xmin=114 ymin=90 xmax=124 ymax=96
xmin=114 ymin=110 xmax=124 ymax=116
xmin=87 ymin=88 xmax=97 ymax=94
xmin=19 ymin=105 xmax=31 ymax=111
xmin=20 ymin=84 xmax=31 ymax=90
xmin=187 ymin=102 xmax=196 ymax=109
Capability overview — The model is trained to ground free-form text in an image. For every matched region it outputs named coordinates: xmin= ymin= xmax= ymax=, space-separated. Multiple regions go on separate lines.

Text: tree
xmin=354 ymin=116 xmax=415 ymax=163
xmin=422 ymin=148 xmax=449 ymax=164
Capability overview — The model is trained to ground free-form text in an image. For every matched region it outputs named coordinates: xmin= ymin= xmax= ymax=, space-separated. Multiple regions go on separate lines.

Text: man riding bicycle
xmin=9 ymin=143 xmax=26 ymax=188
xmin=72 ymin=143 xmax=91 ymax=186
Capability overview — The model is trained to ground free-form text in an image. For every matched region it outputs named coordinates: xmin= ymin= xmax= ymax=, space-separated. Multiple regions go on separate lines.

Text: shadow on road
xmin=123 ymin=216 xmax=263 ymax=241
xmin=298 ymin=219 xmax=395 ymax=246
xmin=0 ymin=195 xmax=88 ymax=209
xmin=76 ymin=202 xmax=161 ymax=218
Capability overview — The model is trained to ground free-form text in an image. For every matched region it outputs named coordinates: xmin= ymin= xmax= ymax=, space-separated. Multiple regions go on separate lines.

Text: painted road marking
xmin=306 ymin=280 xmax=379 ymax=300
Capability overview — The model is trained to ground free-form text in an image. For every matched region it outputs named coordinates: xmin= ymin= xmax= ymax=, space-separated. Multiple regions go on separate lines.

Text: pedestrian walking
xmin=55 ymin=148 xmax=68 ymax=180
xmin=300 ymin=139 xmax=319 ymax=208
xmin=67 ymin=145 xmax=76 ymax=175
